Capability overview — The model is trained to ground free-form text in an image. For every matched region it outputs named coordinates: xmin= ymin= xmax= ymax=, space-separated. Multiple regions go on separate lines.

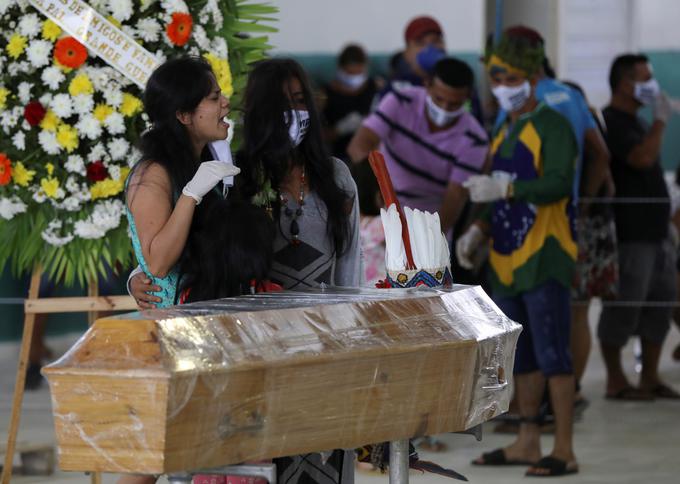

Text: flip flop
xmin=526 ymin=456 xmax=578 ymax=477
xmin=605 ymin=386 xmax=654 ymax=401
xmin=472 ymin=448 xmax=536 ymax=466
xmin=650 ymin=383 xmax=680 ymax=399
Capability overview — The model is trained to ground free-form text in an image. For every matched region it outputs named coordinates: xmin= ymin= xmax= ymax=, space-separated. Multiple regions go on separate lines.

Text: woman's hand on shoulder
xmin=130 ymin=272 xmax=162 ymax=309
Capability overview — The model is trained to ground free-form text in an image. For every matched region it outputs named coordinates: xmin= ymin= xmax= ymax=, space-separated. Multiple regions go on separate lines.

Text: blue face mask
xmin=417 ymin=45 xmax=446 ymax=74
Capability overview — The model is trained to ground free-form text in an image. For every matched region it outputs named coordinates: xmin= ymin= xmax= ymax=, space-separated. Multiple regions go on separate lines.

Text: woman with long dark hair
xmin=125 ymin=56 xmax=239 ymax=310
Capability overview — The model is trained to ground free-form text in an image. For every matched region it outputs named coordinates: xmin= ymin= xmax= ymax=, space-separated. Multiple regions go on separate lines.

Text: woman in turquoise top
xmin=125 ymin=56 xmax=239 ymax=308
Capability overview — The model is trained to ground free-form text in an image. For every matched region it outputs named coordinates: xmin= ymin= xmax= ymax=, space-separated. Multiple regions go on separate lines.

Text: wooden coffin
xmin=43 ymin=286 xmax=521 ymax=474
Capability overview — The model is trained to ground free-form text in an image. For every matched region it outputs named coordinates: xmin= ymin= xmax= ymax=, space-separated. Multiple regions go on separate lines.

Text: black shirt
xmin=322 ymin=78 xmax=378 ymax=161
xmin=603 ymin=106 xmax=669 ymax=242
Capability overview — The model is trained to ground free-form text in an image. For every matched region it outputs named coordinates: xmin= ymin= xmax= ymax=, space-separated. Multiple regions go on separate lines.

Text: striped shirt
xmin=363 ymin=86 xmax=488 ymax=214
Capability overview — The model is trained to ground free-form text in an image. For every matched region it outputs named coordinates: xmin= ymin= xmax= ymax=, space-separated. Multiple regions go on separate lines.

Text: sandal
xmin=649 ymin=383 xmax=680 ymax=399
xmin=526 ymin=456 xmax=578 ymax=477
xmin=605 ymin=386 xmax=654 ymax=401
xmin=472 ymin=448 xmax=537 ymax=466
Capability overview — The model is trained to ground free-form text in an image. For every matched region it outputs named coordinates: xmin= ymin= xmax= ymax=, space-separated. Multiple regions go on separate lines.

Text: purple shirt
xmin=363 ymin=86 xmax=488 ymax=214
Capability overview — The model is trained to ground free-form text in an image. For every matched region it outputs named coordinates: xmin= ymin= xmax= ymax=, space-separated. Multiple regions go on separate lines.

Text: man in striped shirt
xmin=347 ymin=57 xmax=488 ymax=239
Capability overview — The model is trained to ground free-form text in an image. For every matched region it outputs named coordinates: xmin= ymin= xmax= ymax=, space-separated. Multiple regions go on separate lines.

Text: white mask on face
xmin=337 ymin=70 xmax=368 ymax=89
xmin=425 ymin=95 xmax=465 ymax=127
xmin=634 ymin=78 xmax=660 ymax=105
xmin=492 ymin=81 xmax=532 ymax=112
xmin=284 ymin=109 xmax=310 ymax=147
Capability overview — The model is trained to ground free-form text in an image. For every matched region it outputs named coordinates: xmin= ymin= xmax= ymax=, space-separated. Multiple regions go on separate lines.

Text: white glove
xmin=463 ymin=174 xmax=510 ymax=202
xmin=653 ymin=92 xmax=672 ymax=123
xmin=455 ymin=224 xmax=485 ymax=270
xmin=182 ymin=160 xmax=241 ymax=204
xmin=335 ymin=112 xmax=364 ymax=136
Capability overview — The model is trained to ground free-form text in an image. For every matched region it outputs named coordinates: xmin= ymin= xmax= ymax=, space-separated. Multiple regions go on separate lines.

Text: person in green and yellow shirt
xmin=456 ymin=27 xmax=579 ymax=477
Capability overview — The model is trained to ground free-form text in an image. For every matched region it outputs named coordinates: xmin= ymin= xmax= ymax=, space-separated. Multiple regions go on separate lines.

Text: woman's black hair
xmin=132 ymin=56 xmax=216 ymax=198
xmin=235 ymin=58 xmax=352 ymax=254
xmin=178 ymin=197 xmax=275 ymax=302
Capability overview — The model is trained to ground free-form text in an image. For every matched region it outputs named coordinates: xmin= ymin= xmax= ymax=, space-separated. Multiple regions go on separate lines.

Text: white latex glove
xmin=335 ymin=112 xmax=364 ymax=136
xmin=463 ymin=175 xmax=510 ymax=203
xmin=653 ymin=92 xmax=672 ymax=123
xmin=182 ymin=160 xmax=241 ymax=204
xmin=455 ymin=224 xmax=484 ymax=270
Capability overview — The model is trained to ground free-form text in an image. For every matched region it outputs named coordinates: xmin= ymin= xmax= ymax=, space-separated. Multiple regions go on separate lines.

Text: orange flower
xmin=0 ymin=153 xmax=12 ymax=186
xmin=166 ymin=12 xmax=193 ymax=47
xmin=54 ymin=37 xmax=88 ymax=69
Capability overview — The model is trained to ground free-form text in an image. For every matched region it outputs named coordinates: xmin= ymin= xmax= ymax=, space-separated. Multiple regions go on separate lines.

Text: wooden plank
xmin=1 ymin=266 xmax=42 ymax=484
xmin=24 ymin=296 xmax=137 ymax=314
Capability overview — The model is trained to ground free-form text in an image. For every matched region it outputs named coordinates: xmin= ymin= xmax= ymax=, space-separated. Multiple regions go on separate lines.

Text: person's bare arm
xmin=627 ymin=120 xmax=665 ymax=169
xmin=439 ymin=182 xmax=468 ymax=235
xmin=127 ymin=163 xmax=197 ymax=278
xmin=582 ymin=127 xmax=611 ymax=197
xmin=347 ymin=125 xmax=381 ymax=163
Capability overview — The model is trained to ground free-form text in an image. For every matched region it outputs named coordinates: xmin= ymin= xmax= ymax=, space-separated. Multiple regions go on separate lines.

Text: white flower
xmin=65 ymin=176 xmax=80 ymax=193
xmin=127 ymin=146 xmax=141 ymax=167
xmin=140 ymin=0 xmax=158 ymax=11
xmin=72 ymin=94 xmax=94 ymax=115
xmin=104 ymin=112 xmax=125 ymax=134
xmin=12 ymin=131 xmax=25 ymax=150
xmin=0 ymin=0 xmax=15 ymax=16
xmin=8 ymin=61 xmax=30 ymax=77
xmin=61 ymin=196 xmax=82 ymax=212
xmin=108 ymin=0 xmax=133 ymax=22
xmin=211 ymin=38 xmax=229 ymax=59
xmin=18 ymin=13 xmax=40 ymax=38
xmin=41 ymin=66 xmax=65 ymax=90
xmin=88 ymin=143 xmax=106 ymax=162
xmin=0 ymin=196 xmax=27 ymax=220
xmin=193 ymin=25 xmax=210 ymax=50
xmin=41 ymin=219 xmax=74 ymax=246
xmin=199 ymin=0 xmax=223 ymax=28
xmin=32 ymin=189 xmax=47 ymax=204
xmin=136 ymin=18 xmax=161 ymax=42
xmin=73 ymin=200 xmax=124 ymax=240
xmin=162 ymin=0 xmax=188 ymax=13
xmin=103 ymin=88 xmax=123 ymax=108
xmin=154 ymin=50 xmax=167 ymax=65
xmin=38 ymin=130 xmax=61 ymax=154
xmin=25 ymin=40 xmax=51 ymax=67
xmin=21 ymin=120 xmax=30 ymax=131
xmin=108 ymin=164 xmax=121 ymax=181
xmin=39 ymin=92 xmax=53 ymax=106
xmin=50 ymin=93 xmax=73 ymax=118
xmin=65 ymin=154 xmax=85 ymax=173
xmin=108 ymin=138 xmax=130 ymax=161
xmin=74 ymin=220 xmax=106 ymax=239
xmin=17 ymin=81 xmax=32 ymax=104
xmin=76 ymin=114 xmax=102 ymax=140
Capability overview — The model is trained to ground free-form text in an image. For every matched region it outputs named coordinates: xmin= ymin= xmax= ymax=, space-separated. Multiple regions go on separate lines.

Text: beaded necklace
xmin=279 ymin=166 xmax=306 ymax=246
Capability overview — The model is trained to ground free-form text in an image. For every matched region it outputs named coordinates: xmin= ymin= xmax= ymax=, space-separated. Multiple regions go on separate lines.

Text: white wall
xmin=268 ymin=0 xmax=485 ymax=54
xmin=635 ymin=0 xmax=680 ymax=50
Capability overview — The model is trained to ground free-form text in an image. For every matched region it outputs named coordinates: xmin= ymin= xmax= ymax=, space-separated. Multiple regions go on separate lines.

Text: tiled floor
xmin=2 ymin=301 xmax=679 ymax=483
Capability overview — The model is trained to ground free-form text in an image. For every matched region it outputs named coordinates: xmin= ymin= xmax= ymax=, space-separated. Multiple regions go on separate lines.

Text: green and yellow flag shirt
xmin=485 ymin=103 xmax=578 ymax=296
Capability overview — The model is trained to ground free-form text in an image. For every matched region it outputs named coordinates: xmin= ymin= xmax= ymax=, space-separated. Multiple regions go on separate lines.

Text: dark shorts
xmin=598 ymin=240 xmax=676 ymax=347
xmin=494 ymin=279 xmax=573 ymax=377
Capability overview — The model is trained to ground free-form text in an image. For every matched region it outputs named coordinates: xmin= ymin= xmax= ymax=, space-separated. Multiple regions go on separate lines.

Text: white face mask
xmin=284 ymin=109 xmax=310 ymax=147
xmin=337 ymin=70 xmax=368 ymax=89
xmin=425 ymin=95 xmax=465 ymax=127
xmin=634 ymin=78 xmax=660 ymax=106
xmin=492 ymin=81 xmax=532 ymax=112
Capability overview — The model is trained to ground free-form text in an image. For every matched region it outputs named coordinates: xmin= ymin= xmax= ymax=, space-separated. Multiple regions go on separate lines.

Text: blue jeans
xmin=494 ymin=280 xmax=573 ymax=377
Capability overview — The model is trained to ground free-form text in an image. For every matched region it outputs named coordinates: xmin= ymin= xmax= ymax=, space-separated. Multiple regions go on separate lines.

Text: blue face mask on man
xmin=416 ymin=45 xmax=446 ymax=74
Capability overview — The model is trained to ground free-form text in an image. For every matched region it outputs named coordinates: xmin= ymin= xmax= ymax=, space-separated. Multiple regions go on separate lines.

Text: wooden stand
xmin=1 ymin=266 xmax=137 ymax=484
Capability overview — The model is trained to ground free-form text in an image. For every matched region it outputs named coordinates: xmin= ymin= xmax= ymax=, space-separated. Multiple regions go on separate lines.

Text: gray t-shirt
xmin=270 ymin=158 xmax=362 ymax=289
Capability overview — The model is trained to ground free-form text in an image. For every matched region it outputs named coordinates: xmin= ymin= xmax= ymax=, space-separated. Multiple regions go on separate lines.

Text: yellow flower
xmin=90 ymin=178 xmax=124 ymax=200
xmin=68 ymin=74 xmax=94 ymax=96
xmin=93 ymin=104 xmax=114 ymax=123
xmin=46 ymin=162 xmax=55 ymax=176
xmin=40 ymin=177 xmax=60 ymax=198
xmin=6 ymin=34 xmax=27 ymax=59
xmin=120 ymin=93 xmax=143 ymax=117
xmin=0 ymin=87 xmax=9 ymax=111
xmin=42 ymin=20 xmax=62 ymax=41
xmin=40 ymin=110 xmax=60 ymax=132
xmin=56 ymin=124 xmax=79 ymax=153
xmin=12 ymin=162 xmax=36 ymax=187
xmin=203 ymin=53 xmax=233 ymax=97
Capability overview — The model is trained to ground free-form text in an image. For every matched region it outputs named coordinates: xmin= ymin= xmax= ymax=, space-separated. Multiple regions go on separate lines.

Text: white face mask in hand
xmin=634 ymin=78 xmax=660 ymax=106
xmin=284 ymin=109 xmax=310 ymax=147
xmin=425 ymin=95 xmax=465 ymax=127
xmin=492 ymin=81 xmax=532 ymax=112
